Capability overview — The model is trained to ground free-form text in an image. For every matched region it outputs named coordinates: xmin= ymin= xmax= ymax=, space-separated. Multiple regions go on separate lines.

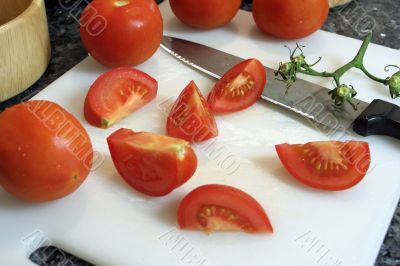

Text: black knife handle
xmin=353 ymin=99 xmax=400 ymax=139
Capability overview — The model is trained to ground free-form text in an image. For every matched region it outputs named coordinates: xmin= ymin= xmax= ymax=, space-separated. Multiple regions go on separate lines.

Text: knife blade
xmin=161 ymin=35 xmax=400 ymax=140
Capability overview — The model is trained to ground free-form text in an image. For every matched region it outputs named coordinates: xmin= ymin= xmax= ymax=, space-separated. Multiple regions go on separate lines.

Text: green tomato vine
xmin=275 ymin=32 xmax=400 ymax=110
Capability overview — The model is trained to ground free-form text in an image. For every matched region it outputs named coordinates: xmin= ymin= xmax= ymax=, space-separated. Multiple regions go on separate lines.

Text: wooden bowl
xmin=0 ymin=0 xmax=51 ymax=102
xmin=329 ymin=0 xmax=352 ymax=7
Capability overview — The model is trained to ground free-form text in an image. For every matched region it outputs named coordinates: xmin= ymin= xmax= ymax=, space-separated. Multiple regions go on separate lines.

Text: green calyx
xmin=276 ymin=32 xmax=398 ymax=110
xmin=278 ymin=62 xmax=292 ymax=77
xmin=274 ymin=44 xmax=310 ymax=92
xmin=389 ymin=71 xmax=400 ymax=98
xmin=385 ymin=65 xmax=400 ymax=98
xmin=292 ymin=54 xmax=306 ymax=66
xmin=328 ymin=84 xmax=358 ymax=110
xmin=275 ymin=62 xmax=293 ymax=81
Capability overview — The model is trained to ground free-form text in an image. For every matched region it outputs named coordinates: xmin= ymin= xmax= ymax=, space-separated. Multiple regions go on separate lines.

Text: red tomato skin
xmin=84 ymin=67 xmax=158 ymax=128
xmin=80 ymin=0 xmax=163 ymax=67
xmin=275 ymin=141 xmax=371 ymax=191
xmin=107 ymin=128 xmax=197 ymax=196
xmin=252 ymin=0 xmax=329 ymax=39
xmin=0 ymin=101 xmax=93 ymax=202
xmin=167 ymin=81 xmax=218 ymax=142
xmin=169 ymin=0 xmax=241 ymax=29
xmin=178 ymin=184 xmax=273 ymax=233
xmin=207 ymin=58 xmax=266 ymax=113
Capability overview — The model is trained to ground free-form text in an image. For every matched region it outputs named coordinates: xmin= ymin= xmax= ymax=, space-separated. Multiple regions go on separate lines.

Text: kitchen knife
xmin=161 ymin=35 xmax=400 ymax=139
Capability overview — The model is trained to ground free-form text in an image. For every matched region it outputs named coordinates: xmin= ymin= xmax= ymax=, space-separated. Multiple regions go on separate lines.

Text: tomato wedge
xmin=275 ymin=141 xmax=371 ymax=191
xmin=84 ymin=67 xmax=157 ymax=128
xmin=178 ymin=184 xmax=273 ymax=233
xmin=207 ymin=58 xmax=266 ymax=113
xmin=167 ymin=81 xmax=218 ymax=142
xmin=107 ymin=128 xmax=197 ymax=196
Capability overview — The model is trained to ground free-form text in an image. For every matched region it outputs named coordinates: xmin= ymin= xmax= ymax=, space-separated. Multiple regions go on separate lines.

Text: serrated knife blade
xmin=160 ymin=35 xmax=371 ymax=133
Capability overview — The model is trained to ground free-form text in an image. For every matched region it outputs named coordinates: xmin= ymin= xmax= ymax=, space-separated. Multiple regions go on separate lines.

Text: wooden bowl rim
xmin=0 ymin=0 xmax=43 ymax=31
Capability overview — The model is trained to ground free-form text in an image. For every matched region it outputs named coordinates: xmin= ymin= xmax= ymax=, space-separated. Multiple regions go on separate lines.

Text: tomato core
xmin=198 ymin=205 xmax=255 ymax=233
xmin=301 ymin=142 xmax=350 ymax=174
xmin=222 ymin=72 xmax=255 ymax=98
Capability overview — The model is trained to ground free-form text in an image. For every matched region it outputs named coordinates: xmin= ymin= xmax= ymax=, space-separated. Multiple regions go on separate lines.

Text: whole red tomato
xmin=169 ymin=0 xmax=241 ymax=29
xmin=80 ymin=0 xmax=163 ymax=67
xmin=0 ymin=101 xmax=93 ymax=202
xmin=252 ymin=0 xmax=329 ymax=39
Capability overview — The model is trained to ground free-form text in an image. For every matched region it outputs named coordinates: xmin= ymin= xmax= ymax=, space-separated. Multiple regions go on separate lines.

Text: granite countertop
xmin=2 ymin=0 xmax=400 ymax=265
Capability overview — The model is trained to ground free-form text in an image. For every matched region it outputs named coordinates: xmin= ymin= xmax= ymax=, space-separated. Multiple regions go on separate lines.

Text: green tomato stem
xmin=352 ymin=32 xmax=373 ymax=69
xmin=299 ymin=66 xmax=333 ymax=77
xmin=360 ymin=65 xmax=388 ymax=84
xmin=329 ymin=33 xmax=372 ymax=83
xmin=280 ymin=32 xmax=396 ymax=109
xmin=298 ymin=66 xmax=340 ymax=86
xmin=335 ymin=32 xmax=385 ymax=84
xmin=300 ymin=32 xmax=387 ymax=87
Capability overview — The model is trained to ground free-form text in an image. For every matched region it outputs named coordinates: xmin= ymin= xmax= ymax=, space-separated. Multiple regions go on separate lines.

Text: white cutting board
xmin=1 ymin=2 xmax=400 ymax=266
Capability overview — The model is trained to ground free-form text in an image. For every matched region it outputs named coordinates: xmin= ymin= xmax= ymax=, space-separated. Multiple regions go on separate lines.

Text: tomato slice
xmin=167 ymin=81 xmax=218 ymax=142
xmin=207 ymin=58 xmax=266 ymax=112
xmin=275 ymin=141 xmax=371 ymax=191
xmin=107 ymin=128 xmax=197 ymax=196
xmin=84 ymin=67 xmax=157 ymax=128
xmin=178 ymin=184 xmax=273 ymax=233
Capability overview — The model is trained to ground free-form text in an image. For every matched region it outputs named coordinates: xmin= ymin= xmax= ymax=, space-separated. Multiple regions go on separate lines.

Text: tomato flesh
xmin=167 ymin=81 xmax=218 ymax=142
xmin=84 ymin=67 xmax=157 ymax=128
xmin=107 ymin=128 xmax=197 ymax=196
xmin=0 ymin=101 xmax=93 ymax=202
xmin=178 ymin=184 xmax=273 ymax=233
xmin=275 ymin=141 xmax=371 ymax=190
xmin=169 ymin=0 xmax=241 ymax=29
xmin=207 ymin=59 xmax=266 ymax=113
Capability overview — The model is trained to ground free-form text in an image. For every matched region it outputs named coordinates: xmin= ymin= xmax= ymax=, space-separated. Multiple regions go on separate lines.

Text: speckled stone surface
xmin=2 ymin=0 xmax=399 ymax=265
